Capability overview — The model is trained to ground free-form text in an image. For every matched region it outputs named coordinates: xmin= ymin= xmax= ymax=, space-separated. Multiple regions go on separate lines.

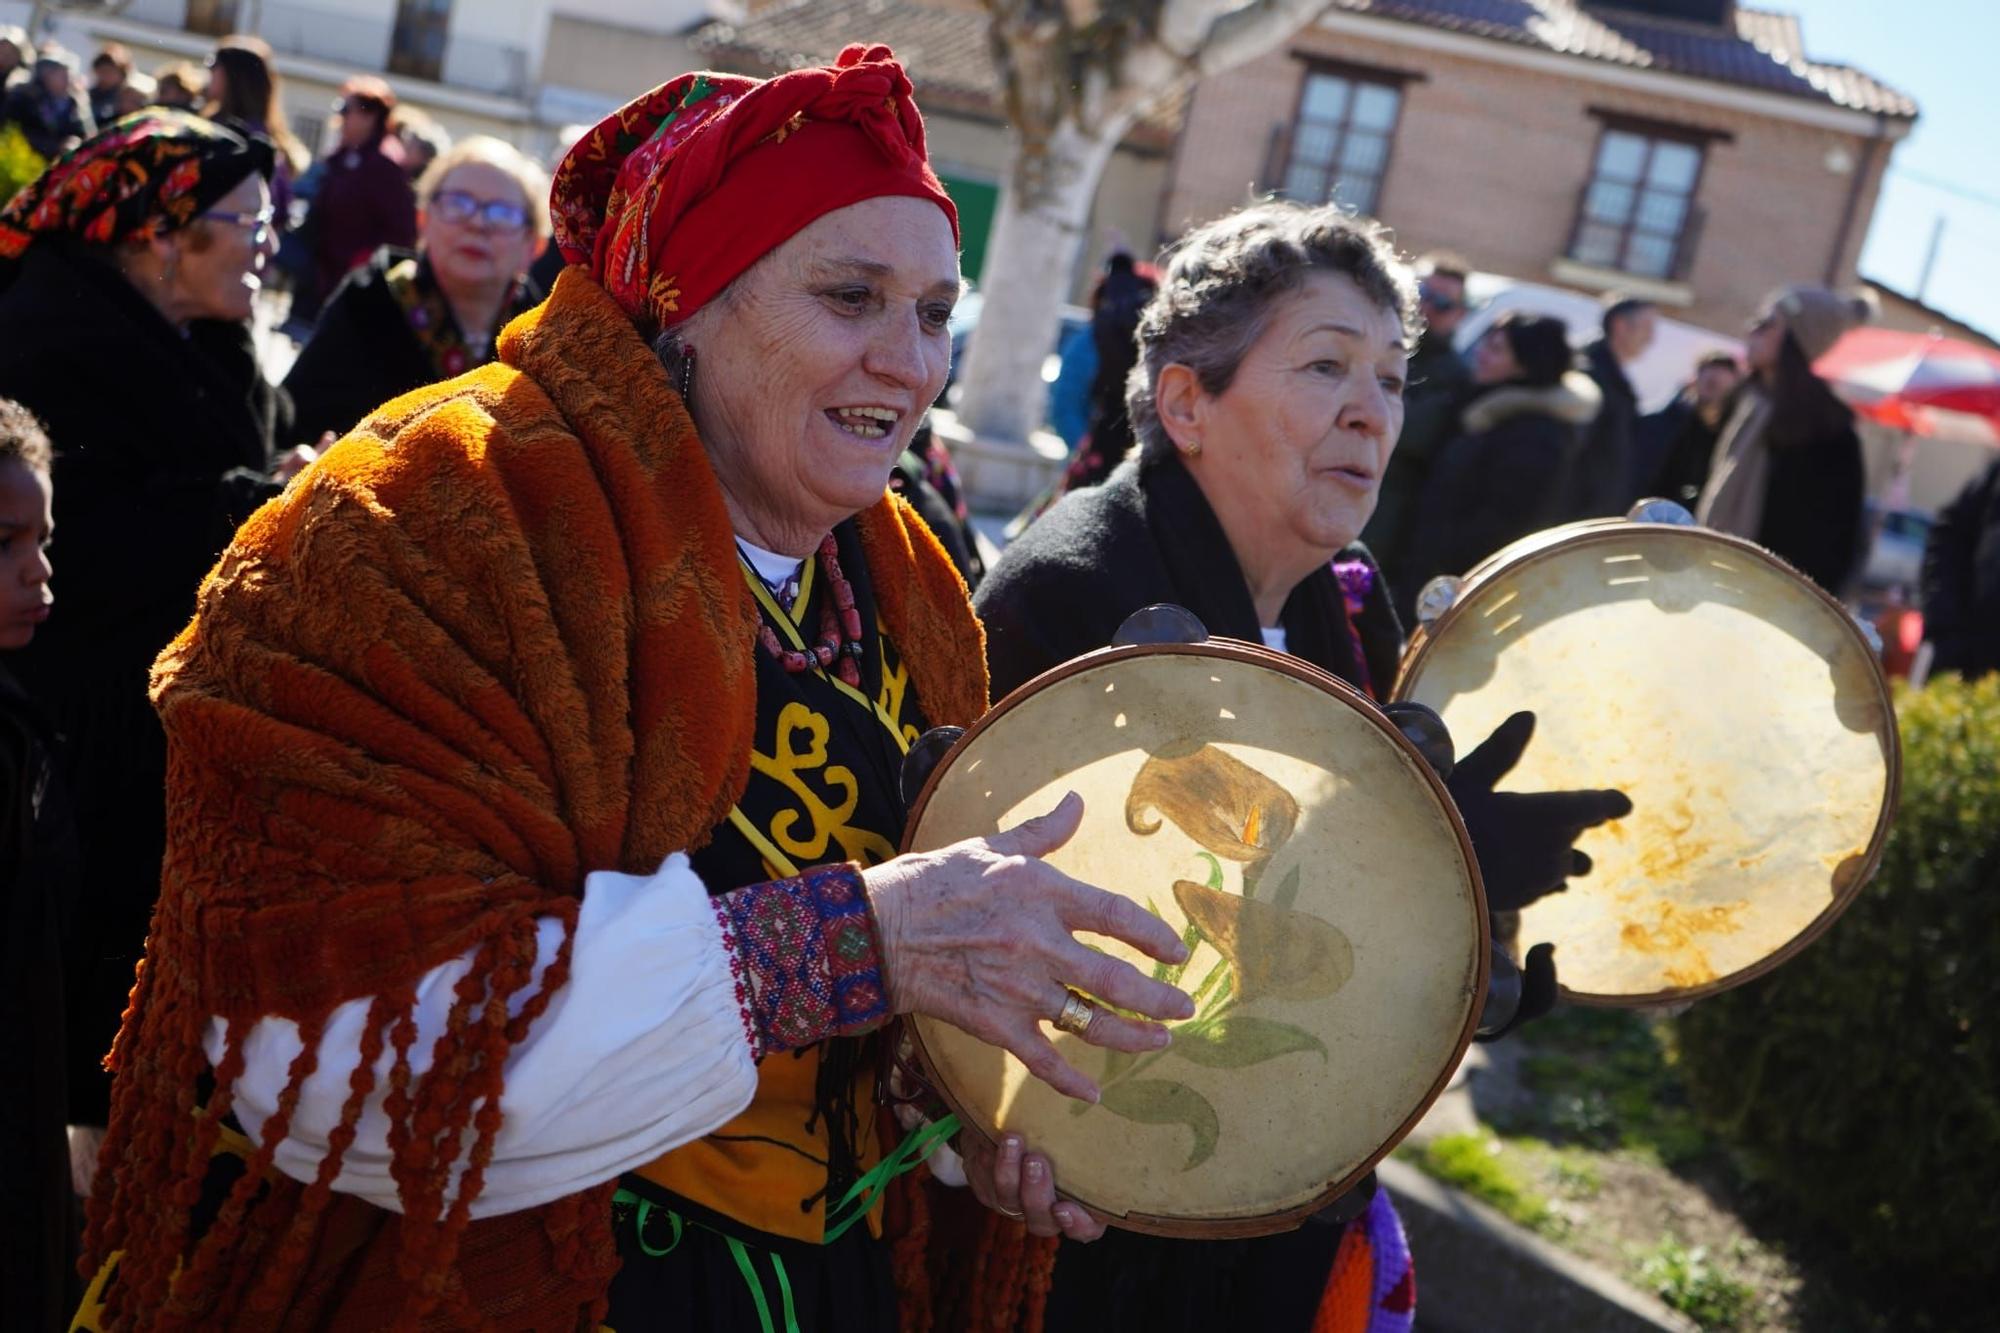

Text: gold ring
xmin=997 ymin=1205 xmax=1025 ymax=1219
xmin=1053 ymin=990 xmax=1096 ymax=1036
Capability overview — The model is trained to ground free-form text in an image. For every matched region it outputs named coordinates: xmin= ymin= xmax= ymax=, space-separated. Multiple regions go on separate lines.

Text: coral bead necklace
xmin=742 ymin=535 xmax=866 ymax=688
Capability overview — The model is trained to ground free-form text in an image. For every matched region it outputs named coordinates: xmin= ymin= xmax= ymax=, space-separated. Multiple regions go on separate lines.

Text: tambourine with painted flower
xmin=901 ymin=615 xmax=1489 ymax=1238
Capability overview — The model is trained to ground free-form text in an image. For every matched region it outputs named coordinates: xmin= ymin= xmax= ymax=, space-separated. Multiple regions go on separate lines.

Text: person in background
xmin=1058 ymin=250 xmax=1158 ymax=490
xmin=204 ymin=35 xmax=306 ymax=231
xmin=1644 ymin=350 xmax=1741 ymax=507
xmin=1571 ymin=294 xmax=1656 ymax=517
xmin=151 ymin=60 xmax=203 ymax=110
xmin=0 ymin=398 xmax=77 ymax=1333
xmin=0 ymin=27 xmax=32 ymax=89
xmin=285 ymin=135 xmax=546 ymax=444
xmin=1399 ymin=312 xmax=1602 ymax=607
xmin=85 ymin=44 xmax=130 ymax=128
xmin=1046 ymin=315 xmax=1096 ymax=449
xmin=1919 ymin=454 xmax=2000 ymax=680
xmin=0 ymin=112 xmax=291 ymax=1183
xmin=1695 ymin=286 xmax=1870 ymax=594
xmin=392 ymin=103 xmax=450 ymax=180
xmin=110 ymin=70 xmax=155 ymax=120
xmin=1362 ymin=250 xmax=1473 ymax=579
xmin=307 ymin=74 xmax=415 ymax=304
xmin=4 ymin=50 xmax=92 ymax=160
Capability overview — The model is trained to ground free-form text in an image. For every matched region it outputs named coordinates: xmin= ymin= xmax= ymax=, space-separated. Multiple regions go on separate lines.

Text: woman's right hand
xmin=864 ymin=791 xmax=1195 ymax=1103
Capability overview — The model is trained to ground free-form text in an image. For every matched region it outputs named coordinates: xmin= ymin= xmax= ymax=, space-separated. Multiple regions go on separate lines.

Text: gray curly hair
xmin=1128 ymin=201 xmax=1419 ymax=463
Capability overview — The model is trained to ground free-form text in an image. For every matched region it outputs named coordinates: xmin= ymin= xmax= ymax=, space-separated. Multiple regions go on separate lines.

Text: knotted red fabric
xmin=550 ymin=43 xmax=959 ymax=334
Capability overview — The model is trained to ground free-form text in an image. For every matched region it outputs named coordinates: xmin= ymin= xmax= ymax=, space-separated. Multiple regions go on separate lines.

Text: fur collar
xmin=1461 ymin=370 xmax=1603 ymax=435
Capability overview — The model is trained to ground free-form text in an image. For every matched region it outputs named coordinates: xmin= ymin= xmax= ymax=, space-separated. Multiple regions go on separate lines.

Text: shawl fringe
xmin=84 ymin=268 xmax=985 ymax=1329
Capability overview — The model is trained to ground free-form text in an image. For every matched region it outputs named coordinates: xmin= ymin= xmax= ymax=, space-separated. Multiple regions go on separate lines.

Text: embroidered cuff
xmin=714 ymin=863 xmax=889 ymax=1059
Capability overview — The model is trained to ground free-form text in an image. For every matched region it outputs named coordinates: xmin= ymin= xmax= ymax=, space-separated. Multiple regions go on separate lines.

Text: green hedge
xmin=1676 ymin=673 xmax=2000 ymax=1306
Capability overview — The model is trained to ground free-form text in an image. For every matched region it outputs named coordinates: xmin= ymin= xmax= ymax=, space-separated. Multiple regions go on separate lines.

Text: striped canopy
xmin=1816 ymin=327 xmax=2000 ymax=447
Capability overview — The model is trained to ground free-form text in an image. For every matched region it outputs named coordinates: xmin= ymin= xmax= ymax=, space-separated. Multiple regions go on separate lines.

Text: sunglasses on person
xmin=1418 ymin=282 xmax=1462 ymax=313
xmin=431 ymin=190 xmax=529 ymax=232
xmin=199 ymin=204 xmax=276 ymax=247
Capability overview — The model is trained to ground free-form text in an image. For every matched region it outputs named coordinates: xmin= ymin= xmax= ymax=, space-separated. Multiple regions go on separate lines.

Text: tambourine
xmin=1393 ymin=502 xmax=1900 ymax=1007
xmin=902 ymin=622 xmax=1487 ymax=1238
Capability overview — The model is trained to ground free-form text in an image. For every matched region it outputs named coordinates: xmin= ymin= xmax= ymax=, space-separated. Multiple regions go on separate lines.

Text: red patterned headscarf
xmin=550 ymin=43 xmax=959 ymax=334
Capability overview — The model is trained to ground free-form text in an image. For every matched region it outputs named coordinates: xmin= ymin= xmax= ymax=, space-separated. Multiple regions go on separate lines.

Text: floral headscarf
xmin=0 ymin=108 xmax=272 ymax=261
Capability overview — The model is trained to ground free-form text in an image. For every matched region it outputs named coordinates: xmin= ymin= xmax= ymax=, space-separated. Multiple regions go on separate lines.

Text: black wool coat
xmin=1922 ymin=455 xmax=2000 ymax=678
xmin=977 ymin=451 xmax=1402 ymax=702
xmin=1396 ymin=371 xmax=1602 ymax=611
xmin=1571 ymin=338 xmax=1640 ymax=518
xmin=1755 ymin=418 xmax=1866 ymax=596
xmin=971 ymin=452 xmax=1401 ymax=1331
xmin=284 ymin=247 xmax=544 ymax=446
xmin=0 ymin=238 xmax=287 ymax=1125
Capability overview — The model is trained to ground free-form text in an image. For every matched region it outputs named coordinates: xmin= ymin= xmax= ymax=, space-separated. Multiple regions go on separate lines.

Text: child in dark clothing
xmin=0 ymin=397 xmax=80 ymax=1333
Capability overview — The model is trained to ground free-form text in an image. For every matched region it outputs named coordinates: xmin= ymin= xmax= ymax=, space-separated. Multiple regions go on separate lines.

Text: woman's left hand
xmin=959 ymin=1130 xmax=1106 ymax=1242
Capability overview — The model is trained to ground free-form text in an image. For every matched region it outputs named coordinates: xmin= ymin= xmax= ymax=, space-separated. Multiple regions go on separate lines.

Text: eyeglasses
xmin=431 ymin=190 xmax=529 ymax=232
xmin=1418 ymin=282 xmax=1463 ymax=314
xmin=199 ymin=204 xmax=276 ymax=247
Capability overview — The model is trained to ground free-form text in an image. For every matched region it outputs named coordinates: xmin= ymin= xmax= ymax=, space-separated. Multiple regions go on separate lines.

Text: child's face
xmin=0 ymin=459 xmax=52 ymax=649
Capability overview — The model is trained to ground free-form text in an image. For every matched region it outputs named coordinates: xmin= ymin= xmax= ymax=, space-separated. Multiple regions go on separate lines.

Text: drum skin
xmin=905 ymin=642 xmax=1486 ymax=1238
xmin=1394 ymin=520 xmax=1900 ymax=1007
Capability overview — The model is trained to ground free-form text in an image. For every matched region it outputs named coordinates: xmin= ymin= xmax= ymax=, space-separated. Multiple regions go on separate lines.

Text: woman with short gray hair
xmin=971 ymin=198 xmax=1628 ymax=1331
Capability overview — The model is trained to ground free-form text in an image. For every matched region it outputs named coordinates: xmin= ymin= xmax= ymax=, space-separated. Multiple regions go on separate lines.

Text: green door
xmin=937 ymin=172 xmax=1000 ymax=284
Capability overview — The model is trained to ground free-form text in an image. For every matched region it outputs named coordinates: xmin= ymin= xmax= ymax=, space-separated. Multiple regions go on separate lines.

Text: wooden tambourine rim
xmin=903 ymin=638 xmax=1491 ymax=1238
xmin=1390 ymin=521 xmax=1902 ymax=1009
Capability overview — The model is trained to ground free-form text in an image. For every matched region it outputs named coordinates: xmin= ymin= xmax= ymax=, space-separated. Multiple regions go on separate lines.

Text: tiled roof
xmin=694 ymin=0 xmax=1915 ymax=139
xmin=1327 ymin=1 xmax=1917 ymax=118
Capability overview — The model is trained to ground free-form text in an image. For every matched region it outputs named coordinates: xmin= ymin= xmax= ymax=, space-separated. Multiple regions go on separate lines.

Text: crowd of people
xmin=0 ymin=24 xmax=1994 ymax=1333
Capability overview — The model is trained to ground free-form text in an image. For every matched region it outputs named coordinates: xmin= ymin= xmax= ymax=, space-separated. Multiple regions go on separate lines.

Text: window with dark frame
xmin=1568 ymin=125 xmax=1706 ymax=280
xmin=389 ymin=0 xmax=454 ymax=83
xmin=185 ymin=0 xmax=241 ymax=38
xmin=1279 ymin=68 xmax=1403 ymax=216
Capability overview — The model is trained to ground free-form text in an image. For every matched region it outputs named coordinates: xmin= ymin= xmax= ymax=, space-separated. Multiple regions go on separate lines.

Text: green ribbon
xmin=606 ymin=1114 xmax=961 ymax=1331
xmin=821 ymin=1113 xmax=961 ymax=1244
xmin=611 ymin=1186 xmax=685 ymax=1258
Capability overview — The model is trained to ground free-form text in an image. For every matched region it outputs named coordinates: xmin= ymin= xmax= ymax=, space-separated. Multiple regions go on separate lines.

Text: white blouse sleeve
xmin=205 ymin=852 xmax=759 ymax=1219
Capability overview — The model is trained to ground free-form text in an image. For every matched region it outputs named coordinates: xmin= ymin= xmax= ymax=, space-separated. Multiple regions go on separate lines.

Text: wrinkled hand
xmin=865 ymin=792 xmax=1195 ymax=1103
xmin=959 ymin=1130 xmax=1107 ymax=1242
xmin=1447 ymin=712 xmax=1632 ymax=912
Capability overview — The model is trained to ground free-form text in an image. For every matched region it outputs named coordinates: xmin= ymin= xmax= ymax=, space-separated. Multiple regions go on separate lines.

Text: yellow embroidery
xmin=876 ymin=648 xmax=922 ymax=748
xmin=750 ymin=702 xmax=897 ymax=867
xmin=650 ymin=270 xmax=681 ymax=314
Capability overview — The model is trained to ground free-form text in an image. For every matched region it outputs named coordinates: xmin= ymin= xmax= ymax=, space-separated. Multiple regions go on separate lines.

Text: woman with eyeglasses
xmin=0 ymin=110 xmax=295 ymax=1188
xmin=285 ymin=135 xmax=548 ymax=444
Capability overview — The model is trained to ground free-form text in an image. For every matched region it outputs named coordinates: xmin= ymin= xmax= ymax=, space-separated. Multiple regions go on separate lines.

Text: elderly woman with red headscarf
xmin=76 ymin=46 xmax=1192 ymax=1332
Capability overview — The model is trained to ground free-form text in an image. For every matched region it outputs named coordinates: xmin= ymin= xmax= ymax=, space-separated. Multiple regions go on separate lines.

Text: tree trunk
xmin=954 ymin=119 xmax=1122 ymax=446
xmin=953 ymin=1 xmax=1335 ymax=456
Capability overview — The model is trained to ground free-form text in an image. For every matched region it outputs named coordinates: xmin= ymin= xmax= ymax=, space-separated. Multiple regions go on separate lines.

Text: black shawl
xmin=976 ymin=453 xmax=1402 ymax=700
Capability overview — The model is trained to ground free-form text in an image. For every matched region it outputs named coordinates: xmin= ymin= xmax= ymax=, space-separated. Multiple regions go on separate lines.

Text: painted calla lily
xmin=1170 ymin=877 xmax=1353 ymax=1003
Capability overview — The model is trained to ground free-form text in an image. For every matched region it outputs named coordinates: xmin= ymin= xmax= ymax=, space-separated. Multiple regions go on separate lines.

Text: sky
xmin=1793 ymin=0 xmax=2000 ymax=338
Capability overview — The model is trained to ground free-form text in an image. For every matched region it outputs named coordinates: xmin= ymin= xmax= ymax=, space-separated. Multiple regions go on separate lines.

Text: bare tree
xmin=955 ymin=0 xmax=1330 ymax=449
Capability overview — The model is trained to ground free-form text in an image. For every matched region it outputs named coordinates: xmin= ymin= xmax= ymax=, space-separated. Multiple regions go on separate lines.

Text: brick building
xmin=1163 ymin=0 xmax=1917 ymax=336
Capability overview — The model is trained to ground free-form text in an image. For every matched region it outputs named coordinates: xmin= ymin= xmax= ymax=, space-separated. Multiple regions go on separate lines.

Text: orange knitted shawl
xmin=81 ymin=269 xmax=987 ymax=1330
